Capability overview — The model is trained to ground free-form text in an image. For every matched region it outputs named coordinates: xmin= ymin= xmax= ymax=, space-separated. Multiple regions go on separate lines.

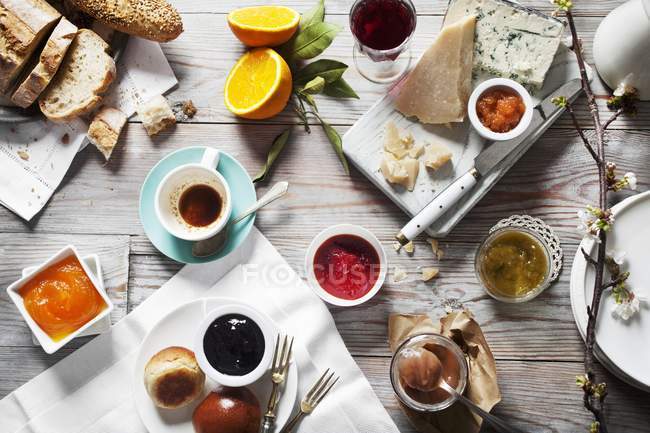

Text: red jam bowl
xmin=305 ymin=224 xmax=387 ymax=307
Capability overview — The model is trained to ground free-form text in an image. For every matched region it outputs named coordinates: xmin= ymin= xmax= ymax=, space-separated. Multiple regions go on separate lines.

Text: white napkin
xmin=0 ymin=228 xmax=400 ymax=433
xmin=0 ymin=37 xmax=177 ymax=221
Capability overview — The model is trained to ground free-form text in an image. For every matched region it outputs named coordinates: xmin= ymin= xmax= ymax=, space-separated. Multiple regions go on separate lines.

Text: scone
xmin=144 ymin=346 xmax=205 ymax=409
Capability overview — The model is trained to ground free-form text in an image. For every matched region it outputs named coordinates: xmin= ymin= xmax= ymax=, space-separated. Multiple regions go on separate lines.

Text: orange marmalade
xmin=19 ymin=255 xmax=107 ymax=341
xmin=476 ymin=88 xmax=526 ymax=133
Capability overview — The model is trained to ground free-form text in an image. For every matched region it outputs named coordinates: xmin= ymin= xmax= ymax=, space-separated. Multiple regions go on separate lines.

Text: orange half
xmin=228 ymin=5 xmax=300 ymax=47
xmin=224 ymin=48 xmax=292 ymax=120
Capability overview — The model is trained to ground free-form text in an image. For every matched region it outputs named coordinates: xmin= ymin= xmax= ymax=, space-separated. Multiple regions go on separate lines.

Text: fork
xmin=260 ymin=335 xmax=294 ymax=433
xmin=278 ymin=369 xmax=340 ymax=433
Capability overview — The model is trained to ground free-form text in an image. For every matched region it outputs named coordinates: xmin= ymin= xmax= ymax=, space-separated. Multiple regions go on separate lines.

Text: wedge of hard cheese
xmin=0 ymin=0 xmax=60 ymax=93
xmin=11 ymin=18 xmax=77 ymax=108
xmin=395 ymin=15 xmax=475 ymax=124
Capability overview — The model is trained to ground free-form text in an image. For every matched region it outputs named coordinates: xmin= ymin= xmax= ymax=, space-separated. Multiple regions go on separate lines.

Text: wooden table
xmin=1 ymin=1 xmax=649 ymax=431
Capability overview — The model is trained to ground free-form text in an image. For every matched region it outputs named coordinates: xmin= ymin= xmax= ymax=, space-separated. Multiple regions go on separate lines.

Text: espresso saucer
xmin=139 ymin=147 xmax=256 ymax=264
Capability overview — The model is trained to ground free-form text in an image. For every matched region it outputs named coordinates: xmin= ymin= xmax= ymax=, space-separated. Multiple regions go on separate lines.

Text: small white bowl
xmin=6 ymin=245 xmax=114 ymax=354
xmin=468 ymin=78 xmax=534 ymax=142
xmin=193 ymin=303 xmax=275 ymax=387
xmin=305 ymin=224 xmax=388 ymax=307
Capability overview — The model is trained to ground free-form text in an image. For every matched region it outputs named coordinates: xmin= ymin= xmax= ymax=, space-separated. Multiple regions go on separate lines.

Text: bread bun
xmin=144 ymin=346 xmax=205 ymax=409
xmin=192 ymin=387 xmax=261 ymax=433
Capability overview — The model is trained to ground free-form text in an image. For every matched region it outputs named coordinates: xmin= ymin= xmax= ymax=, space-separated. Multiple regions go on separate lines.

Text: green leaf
xmin=294 ymin=59 xmax=348 ymax=86
xmin=300 ymin=0 xmax=325 ymax=30
xmin=288 ymin=22 xmax=340 ymax=60
xmin=323 ymin=77 xmax=360 ymax=99
xmin=301 ymin=76 xmax=326 ymax=95
xmin=320 ymin=120 xmax=349 ymax=174
xmin=253 ymin=128 xmax=292 ymax=183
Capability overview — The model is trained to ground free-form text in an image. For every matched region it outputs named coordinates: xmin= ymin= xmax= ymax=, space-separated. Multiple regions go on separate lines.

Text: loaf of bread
xmin=68 ymin=0 xmax=183 ymax=42
xmin=11 ymin=18 xmax=77 ymax=108
xmin=39 ymin=29 xmax=116 ymax=123
xmin=0 ymin=0 xmax=60 ymax=93
xmin=144 ymin=346 xmax=205 ymax=409
xmin=87 ymin=106 xmax=127 ymax=161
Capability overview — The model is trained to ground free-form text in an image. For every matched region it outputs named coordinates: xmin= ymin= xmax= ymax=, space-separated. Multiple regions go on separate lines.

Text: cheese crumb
xmin=380 ymin=154 xmax=419 ymax=191
xmin=421 ymin=267 xmax=440 ymax=281
xmin=422 ymin=143 xmax=452 ymax=171
xmin=427 ymin=238 xmax=444 ymax=260
xmin=393 ymin=266 xmax=408 ymax=283
xmin=393 ymin=242 xmax=402 ymax=252
xmin=403 ymin=241 xmax=415 ymax=255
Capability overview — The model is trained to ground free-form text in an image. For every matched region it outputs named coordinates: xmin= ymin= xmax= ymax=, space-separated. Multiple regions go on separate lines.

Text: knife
xmin=395 ymin=78 xmax=583 ymax=245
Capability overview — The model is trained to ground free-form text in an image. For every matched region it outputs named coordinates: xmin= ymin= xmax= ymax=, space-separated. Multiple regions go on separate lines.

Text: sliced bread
xmin=87 ymin=106 xmax=127 ymax=160
xmin=38 ymin=29 xmax=116 ymax=123
xmin=11 ymin=18 xmax=77 ymax=108
xmin=0 ymin=0 xmax=60 ymax=93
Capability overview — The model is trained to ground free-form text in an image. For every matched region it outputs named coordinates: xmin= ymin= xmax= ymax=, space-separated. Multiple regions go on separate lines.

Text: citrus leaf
xmin=294 ymin=59 xmax=348 ymax=86
xmin=253 ymin=128 xmax=292 ymax=183
xmin=301 ymin=76 xmax=326 ymax=95
xmin=323 ymin=77 xmax=360 ymax=99
xmin=320 ymin=120 xmax=349 ymax=174
xmin=289 ymin=22 xmax=340 ymax=60
xmin=300 ymin=0 xmax=325 ymax=30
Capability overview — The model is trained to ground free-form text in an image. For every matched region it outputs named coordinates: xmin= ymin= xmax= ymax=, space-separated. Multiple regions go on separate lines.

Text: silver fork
xmin=260 ymin=335 xmax=294 ymax=433
xmin=278 ymin=369 xmax=339 ymax=433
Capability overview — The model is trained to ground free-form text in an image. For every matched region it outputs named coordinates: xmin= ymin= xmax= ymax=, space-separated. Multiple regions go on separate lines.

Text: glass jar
xmin=390 ymin=333 xmax=468 ymax=412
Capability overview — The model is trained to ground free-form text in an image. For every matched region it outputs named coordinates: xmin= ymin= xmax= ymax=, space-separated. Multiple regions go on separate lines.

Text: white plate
xmin=133 ymin=297 xmax=298 ymax=432
xmin=570 ymin=191 xmax=650 ymax=389
xmin=23 ymin=254 xmax=111 ymax=345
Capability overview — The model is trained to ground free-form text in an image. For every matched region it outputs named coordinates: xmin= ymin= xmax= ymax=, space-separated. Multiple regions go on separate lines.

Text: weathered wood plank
xmin=0 ymin=124 xmax=646 ymax=235
xmin=0 ymin=234 xmax=130 ymax=346
xmin=158 ymin=14 xmax=649 ymax=129
xmin=356 ymin=357 xmax=650 ymax=433
xmin=172 ymin=0 xmax=626 ymax=17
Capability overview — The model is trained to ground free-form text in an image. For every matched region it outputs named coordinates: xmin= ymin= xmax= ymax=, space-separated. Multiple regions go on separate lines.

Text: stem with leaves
xmin=552 ymin=2 xmax=639 ymax=432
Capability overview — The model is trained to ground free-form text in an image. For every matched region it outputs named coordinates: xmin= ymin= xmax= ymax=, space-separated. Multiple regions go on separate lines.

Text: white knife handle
xmin=396 ymin=169 xmax=479 ymax=244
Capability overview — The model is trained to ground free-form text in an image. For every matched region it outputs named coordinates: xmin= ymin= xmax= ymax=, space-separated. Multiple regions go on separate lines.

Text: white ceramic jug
xmin=593 ymin=0 xmax=650 ymax=100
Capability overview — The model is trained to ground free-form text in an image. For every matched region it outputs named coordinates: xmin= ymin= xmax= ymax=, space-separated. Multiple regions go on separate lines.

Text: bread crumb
xmin=421 ymin=267 xmax=439 ymax=281
xmin=61 ymin=134 xmax=70 ymax=144
xmin=17 ymin=150 xmax=29 ymax=161
xmin=182 ymin=100 xmax=197 ymax=118
xmin=393 ymin=266 xmax=408 ymax=283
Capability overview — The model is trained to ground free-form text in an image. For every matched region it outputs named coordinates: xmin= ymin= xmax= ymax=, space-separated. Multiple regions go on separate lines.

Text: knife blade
xmin=396 ymin=78 xmax=583 ymax=245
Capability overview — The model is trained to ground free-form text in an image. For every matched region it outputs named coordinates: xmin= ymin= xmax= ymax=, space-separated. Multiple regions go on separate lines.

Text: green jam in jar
xmin=479 ymin=230 xmax=548 ymax=298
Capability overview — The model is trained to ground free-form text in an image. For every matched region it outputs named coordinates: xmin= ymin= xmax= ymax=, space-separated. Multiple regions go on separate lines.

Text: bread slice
xmin=38 ymin=29 xmax=116 ymax=123
xmin=10 ymin=18 xmax=77 ymax=108
xmin=87 ymin=106 xmax=127 ymax=160
xmin=0 ymin=0 xmax=60 ymax=93
xmin=69 ymin=0 xmax=183 ymax=42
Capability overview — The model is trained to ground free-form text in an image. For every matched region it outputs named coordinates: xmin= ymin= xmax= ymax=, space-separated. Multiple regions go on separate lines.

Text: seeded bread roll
xmin=144 ymin=346 xmax=205 ymax=410
xmin=11 ymin=18 xmax=78 ymax=108
xmin=38 ymin=29 xmax=116 ymax=123
xmin=68 ymin=0 xmax=183 ymax=42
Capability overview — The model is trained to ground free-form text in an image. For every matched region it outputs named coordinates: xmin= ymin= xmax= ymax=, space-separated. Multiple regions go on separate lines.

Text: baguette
xmin=0 ymin=0 xmax=60 ymax=93
xmin=87 ymin=106 xmax=127 ymax=160
xmin=11 ymin=18 xmax=77 ymax=108
xmin=39 ymin=29 xmax=116 ymax=123
xmin=68 ymin=0 xmax=183 ymax=42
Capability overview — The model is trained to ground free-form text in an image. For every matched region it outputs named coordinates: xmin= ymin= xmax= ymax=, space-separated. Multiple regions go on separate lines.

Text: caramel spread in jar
xmin=19 ymin=255 xmax=107 ymax=341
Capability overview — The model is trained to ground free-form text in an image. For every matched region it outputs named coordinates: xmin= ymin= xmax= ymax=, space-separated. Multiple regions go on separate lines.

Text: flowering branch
xmin=552 ymin=1 xmax=640 ymax=431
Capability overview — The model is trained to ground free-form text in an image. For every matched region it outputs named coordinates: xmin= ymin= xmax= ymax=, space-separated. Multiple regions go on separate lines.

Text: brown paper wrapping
xmin=388 ymin=310 xmax=501 ymax=433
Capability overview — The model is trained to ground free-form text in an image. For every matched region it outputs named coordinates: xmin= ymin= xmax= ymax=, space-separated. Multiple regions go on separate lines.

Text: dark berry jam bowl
xmin=193 ymin=303 xmax=275 ymax=387
xmin=305 ymin=224 xmax=388 ymax=307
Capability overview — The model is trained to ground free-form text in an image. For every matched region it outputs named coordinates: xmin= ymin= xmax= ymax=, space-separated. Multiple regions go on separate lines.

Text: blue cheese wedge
xmin=445 ymin=0 xmax=564 ymax=88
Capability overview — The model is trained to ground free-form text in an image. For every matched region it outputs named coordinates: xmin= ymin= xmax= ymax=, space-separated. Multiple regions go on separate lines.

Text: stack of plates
xmin=570 ymin=192 xmax=650 ymax=392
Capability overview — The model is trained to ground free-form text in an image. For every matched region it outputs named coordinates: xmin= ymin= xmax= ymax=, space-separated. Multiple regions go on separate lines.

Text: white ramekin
xmin=304 ymin=224 xmax=388 ymax=307
xmin=6 ymin=245 xmax=114 ymax=354
xmin=468 ymin=78 xmax=534 ymax=142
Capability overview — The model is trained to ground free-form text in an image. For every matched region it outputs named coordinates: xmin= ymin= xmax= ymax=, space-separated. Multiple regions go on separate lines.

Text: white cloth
xmin=0 ymin=37 xmax=177 ymax=221
xmin=0 ymin=228 xmax=400 ymax=433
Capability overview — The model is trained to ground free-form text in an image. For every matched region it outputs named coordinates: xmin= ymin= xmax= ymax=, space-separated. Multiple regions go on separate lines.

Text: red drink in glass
xmin=350 ymin=0 xmax=416 ymax=51
xmin=349 ymin=0 xmax=416 ymax=83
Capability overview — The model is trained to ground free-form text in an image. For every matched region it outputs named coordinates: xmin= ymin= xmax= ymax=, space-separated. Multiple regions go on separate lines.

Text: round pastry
xmin=144 ymin=346 xmax=205 ymax=409
xmin=192 ymin=387 xmax=261 ymax=433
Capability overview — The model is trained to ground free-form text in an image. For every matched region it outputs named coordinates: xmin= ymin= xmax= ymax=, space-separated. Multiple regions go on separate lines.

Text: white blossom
xmin=624 ymin=172 xmax=637 ymax=191
xmin=612 ymin=296 xmax=640 ymax=320
xmin=607 ymin=250 xmax=626 ymax=265
xmin=613 ymin=78 xmax=636 ymax=97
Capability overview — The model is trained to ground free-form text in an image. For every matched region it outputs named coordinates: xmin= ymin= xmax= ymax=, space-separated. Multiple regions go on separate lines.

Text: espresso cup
xmin=155 ymin=147 xmax=232 ymax=241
